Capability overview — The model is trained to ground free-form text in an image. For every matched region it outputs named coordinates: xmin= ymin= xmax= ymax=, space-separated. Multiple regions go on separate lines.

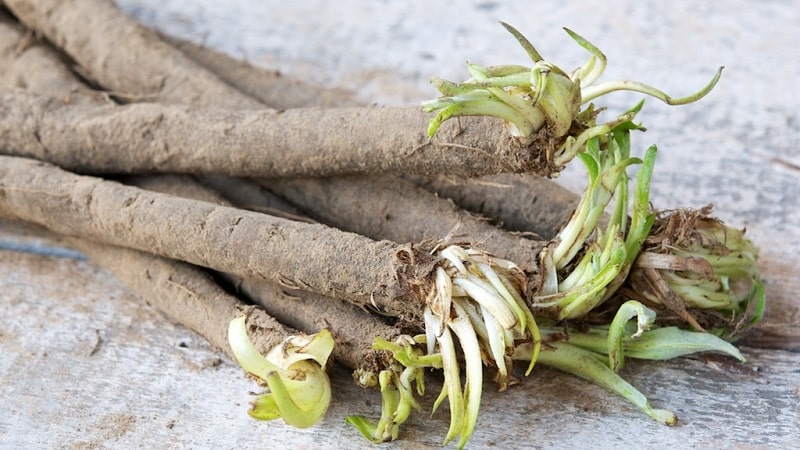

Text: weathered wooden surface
xmin=1 ymin=1 xmax=799 ymax=448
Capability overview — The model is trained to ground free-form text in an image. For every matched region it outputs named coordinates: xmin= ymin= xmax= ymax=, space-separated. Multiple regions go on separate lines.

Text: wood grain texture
xmin=1 ymin=246 xmax=797 ymax=449
xmin=1 ymin=0 xmax=798 ymax=448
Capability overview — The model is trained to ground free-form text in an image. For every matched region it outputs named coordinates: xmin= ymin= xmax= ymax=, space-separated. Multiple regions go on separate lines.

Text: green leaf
xmin=227 ymin=315 xmax=278 ymax=377
xmin=608 ymin=301 xmax=656 ymax=371
xmin=528 ymin=342 xmax=677 ymax=425
xmin=345 ymin=415 xmax=382 ymax=443
xmin=624 ymin=327 xmax=745 ymax=362
xmin=227 ymin=315 xmax=334 ymax=429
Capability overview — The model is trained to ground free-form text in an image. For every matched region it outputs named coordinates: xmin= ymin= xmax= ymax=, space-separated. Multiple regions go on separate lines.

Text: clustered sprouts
xmin=533 ymin=110 xmax=654 ymax=320
xmin=225 ymin=22 xmax=762 ymax=450
xmin=227 ymin=316 xmax=334 ymax=428
xmin=349 ymin=245 xmax=540 ymax=448
xmin=346 ymin=335 xmax=432 ymax=442
xmin=628 ymin=206 xmax=765 ymax=335
xmin=421 ymin=22 xmax=722 ymax=175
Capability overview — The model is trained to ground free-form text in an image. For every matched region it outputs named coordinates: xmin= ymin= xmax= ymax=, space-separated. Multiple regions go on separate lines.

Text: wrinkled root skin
xmin=392 ymin=241 xmax=443 ymax=322
xmin=0 ymin=156 xmax=430 ymax=323
xmin=0 ymin=90 xmax=572 ymax=178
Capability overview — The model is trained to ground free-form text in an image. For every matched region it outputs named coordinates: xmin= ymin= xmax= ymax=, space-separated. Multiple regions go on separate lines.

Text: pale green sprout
xmin=631 ymin=210 xmax=766 ymax=334
xmin=421 ymin=22 xmax=721 ymax=175
xmin=524 ymin=106 xmax=763 ymax=332
xmin=227 ymin=315 xmax=334 ymax=428
xmin=518 ymin=340 xmax=678 ymax=425
xmin=426 ymin=245 xmax=540 ymax=448
xmin=346 ymin=334 xmax=436 ymax=443
xmin=561 ymin=322 xmax=746 ymax=364
xmin=350 ymin=245 xmax=540 ymax=449
xmin=515 ymin=300 xmax=745 ymax=425
xmin=533 ymin=117 xmax=655 ymax=320
xmin=607 ymin=299 xmax=657 ymax=371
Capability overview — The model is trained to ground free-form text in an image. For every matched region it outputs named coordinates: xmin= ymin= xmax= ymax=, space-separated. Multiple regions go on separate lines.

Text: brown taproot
xmin=261 ymin=175 xmax=545 ymax=275
xmin=162 ymin=34 xmax=360 ymax=109
xmin=0 ymin=155 xmax=428 ymax=323
xmin=3 ymin=0 xmax=262 ymax=108
xmin=129 ymin=174 xmax=403 ymax=373
xmin=0 ymin=90 xmax=550 ymax=177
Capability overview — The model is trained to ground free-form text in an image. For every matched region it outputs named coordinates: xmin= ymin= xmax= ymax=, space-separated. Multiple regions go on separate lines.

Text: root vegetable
xmin=405 ymin=172 xmax=579 ymax=240
xmin=0 ymin=89 xmax=554 ymax=178
xmin=261 ymin=175 xmax=545 ymax=274
xmin=162 ymin=34 xmax=360 ymax=109
xmin=1 ymin=1 xmax=554 ymax=178
xmin=130 ymin=174 xmax=404 ymax=373
xmin=1 ymin=3 xmax=720 ymax=178
xmin=3 ymin=0 xmax=262 ymax=108
xmin=0 ymin=155 xmax=420 ymax=318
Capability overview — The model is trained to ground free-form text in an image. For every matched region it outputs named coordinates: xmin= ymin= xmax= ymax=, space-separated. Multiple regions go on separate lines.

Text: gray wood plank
xmin=1 ymin=249 xmax=797 ymax=449
xmin=2 ymin=1 xmax=799 ymax=448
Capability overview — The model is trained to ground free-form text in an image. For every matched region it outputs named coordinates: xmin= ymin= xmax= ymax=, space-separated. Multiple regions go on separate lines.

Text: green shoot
xmin=349 ymin=245 xmax=540 ymax=449
xmin=514 ymin=308 xmax=745 ymax=426
xmin=515 ymin=340 xmax=677 ymax=424
xmin=534 ymin=116 xmax=656 ymax=321
xmin=227 ymin=315 xmax=334 ymax=428
xmin=421 ymin=23 xmax=720 ymax=174
xmin=427 ymin=245 xmax=540 ymax=448
xmin=607 ymin=300 xmax=657 ymax=371
xmin=629 ymin=207 xmax=766 ymax=335
xmin=346 ymin=335 xmax=431 ymax=443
